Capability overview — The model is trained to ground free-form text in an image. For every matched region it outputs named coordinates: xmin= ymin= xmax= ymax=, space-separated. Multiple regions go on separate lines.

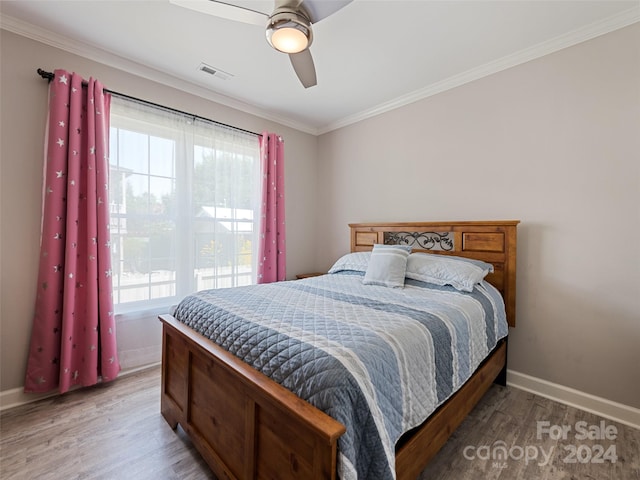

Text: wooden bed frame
xmin=160 ymin=220 xmax=519 ymax=479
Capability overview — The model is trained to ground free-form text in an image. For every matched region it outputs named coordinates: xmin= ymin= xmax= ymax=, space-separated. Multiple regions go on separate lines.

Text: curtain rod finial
xmin=37 ymin=68 xmax=54 ymax=82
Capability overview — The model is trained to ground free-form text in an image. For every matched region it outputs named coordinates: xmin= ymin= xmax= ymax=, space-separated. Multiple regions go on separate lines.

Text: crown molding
xmin=316 ymin=6 xmax=640 ymax=135
xmin=0 ymin=14 xmax=319 ymax=136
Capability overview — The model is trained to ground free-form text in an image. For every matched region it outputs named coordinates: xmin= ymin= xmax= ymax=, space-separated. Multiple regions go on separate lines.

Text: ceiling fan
xmin=169 ymin=0 xmax=353 ymax=88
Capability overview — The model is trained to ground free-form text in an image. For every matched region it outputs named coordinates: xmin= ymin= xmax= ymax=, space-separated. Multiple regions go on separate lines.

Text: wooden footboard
xmin=161 ymin=314 xmax=507 ymax=480
xmin=160 ymin=314 xmax=346 ymax=480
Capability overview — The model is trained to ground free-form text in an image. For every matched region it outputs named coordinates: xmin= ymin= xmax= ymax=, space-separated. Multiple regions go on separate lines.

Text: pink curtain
xmin=257 ymin=133 xmax=286 ymax=283
xmin=24 ymin=69 xmax=120 ymax=394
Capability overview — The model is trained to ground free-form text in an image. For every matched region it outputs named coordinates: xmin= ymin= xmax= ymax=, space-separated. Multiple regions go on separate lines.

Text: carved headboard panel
xmin=349 ymin=221 xmax=519 ymax=327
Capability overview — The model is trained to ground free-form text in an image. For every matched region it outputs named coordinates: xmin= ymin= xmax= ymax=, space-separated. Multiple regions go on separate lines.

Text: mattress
xmin=173 ymin=271 xmax=508 ymax=479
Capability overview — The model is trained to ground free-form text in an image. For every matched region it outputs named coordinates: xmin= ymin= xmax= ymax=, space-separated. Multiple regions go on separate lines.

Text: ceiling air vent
xmin=198 ymin=63 xmax=233 ymax=80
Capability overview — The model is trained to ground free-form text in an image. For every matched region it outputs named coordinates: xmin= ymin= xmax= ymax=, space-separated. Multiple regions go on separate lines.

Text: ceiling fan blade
xmin=289 ymin=50 xmax=317 ymax=88
xmin=169 ymin=0 xmax=267 ymax=26
xmin=301 ymin=0 xmax=353 ymax=23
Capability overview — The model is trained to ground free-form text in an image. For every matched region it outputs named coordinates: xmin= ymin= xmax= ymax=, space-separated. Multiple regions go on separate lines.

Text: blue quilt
xmin=173 ymin=272 xmax=508 ymax=479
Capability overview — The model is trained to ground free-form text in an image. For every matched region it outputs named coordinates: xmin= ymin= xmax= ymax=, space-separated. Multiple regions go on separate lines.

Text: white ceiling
xmin=1 ymin=1 xmax=639 ymax=134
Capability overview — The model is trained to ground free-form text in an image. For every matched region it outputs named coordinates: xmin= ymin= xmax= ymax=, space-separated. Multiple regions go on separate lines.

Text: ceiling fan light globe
xmin=271 ymin=27 xmax=308 ymax=53
xmin=266 ymin=12 xmax=313 ymax=54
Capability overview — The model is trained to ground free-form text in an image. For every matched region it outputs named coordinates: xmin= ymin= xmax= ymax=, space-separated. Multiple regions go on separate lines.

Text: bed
xmin=159 ymin=220 xmax=518 ymax=479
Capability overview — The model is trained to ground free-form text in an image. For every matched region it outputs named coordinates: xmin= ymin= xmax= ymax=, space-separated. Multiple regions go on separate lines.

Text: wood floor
xmin=1 ymin=366 xmax=638 ymax=479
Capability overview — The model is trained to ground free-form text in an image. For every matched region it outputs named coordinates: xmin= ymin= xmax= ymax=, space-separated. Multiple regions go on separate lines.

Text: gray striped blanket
xmin=173 ymin=271 xmax=508 ymax=479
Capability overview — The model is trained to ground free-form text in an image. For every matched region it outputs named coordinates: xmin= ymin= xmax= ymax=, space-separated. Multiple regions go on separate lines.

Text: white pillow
xmin=363 ymin=244 xmax=412 ymax=288
xmin=328 ymin=251 xmax=371 ymax=274
xmin=405 ymin=253 xmax=493 ymax=292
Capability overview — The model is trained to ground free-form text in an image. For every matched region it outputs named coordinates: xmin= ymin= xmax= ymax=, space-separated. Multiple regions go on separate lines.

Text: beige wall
xmin=316 ymin=24 xmax=640 ymax=408
xmin=0 ymin=30 xmax=318 ymax=392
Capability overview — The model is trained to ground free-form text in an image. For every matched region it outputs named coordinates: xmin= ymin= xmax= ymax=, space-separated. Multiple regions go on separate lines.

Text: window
xmin=108 ymin=97 xmax=261 ymax=313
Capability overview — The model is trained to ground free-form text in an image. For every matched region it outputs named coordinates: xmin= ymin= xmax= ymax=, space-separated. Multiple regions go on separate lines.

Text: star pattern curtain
xmin=257 ymin=133 xmax=286 ymax=283
xmin=24 ymin=69 xmax=120 ymax=394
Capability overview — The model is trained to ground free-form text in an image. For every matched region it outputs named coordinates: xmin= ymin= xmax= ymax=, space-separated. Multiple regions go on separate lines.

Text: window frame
xmin=108 ymin=101 xmax=260 ymax=315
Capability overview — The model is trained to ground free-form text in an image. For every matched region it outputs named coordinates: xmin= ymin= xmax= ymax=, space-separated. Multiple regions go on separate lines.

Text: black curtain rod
xmin=37 ymin=68 xmax=261 ymax=138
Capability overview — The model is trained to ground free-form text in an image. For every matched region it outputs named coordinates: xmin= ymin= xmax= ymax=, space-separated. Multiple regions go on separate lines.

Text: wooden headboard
xmin=349 ymin=221 xmax=519 ymax=327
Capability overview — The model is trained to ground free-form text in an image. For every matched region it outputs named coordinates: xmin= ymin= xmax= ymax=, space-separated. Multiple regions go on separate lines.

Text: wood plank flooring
xmin=1 ymin=366 xmax=638 ymax=479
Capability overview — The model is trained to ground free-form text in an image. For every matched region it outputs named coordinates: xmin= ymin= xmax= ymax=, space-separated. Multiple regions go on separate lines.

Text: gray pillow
xmin=363 ymin=244 xmax=412 ymax=288
xmin=328 ymin=251 xmax=371 ymax=274
xmin=405 ymin=252 xmax=493 ymax=292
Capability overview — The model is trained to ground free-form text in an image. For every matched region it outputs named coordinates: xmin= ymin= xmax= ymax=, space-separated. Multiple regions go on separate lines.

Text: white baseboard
xmin=0 ymin=363 xmax=160 ymax=412
xmin=507 ymin=369 xmax=640 ymax=430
